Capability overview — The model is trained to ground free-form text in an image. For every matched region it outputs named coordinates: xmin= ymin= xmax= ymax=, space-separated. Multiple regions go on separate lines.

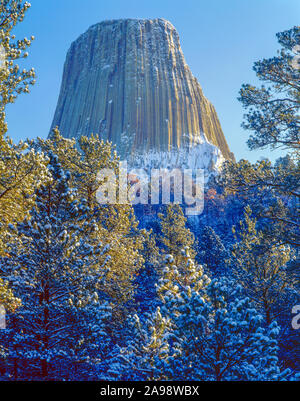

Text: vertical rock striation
xmin=50 ymin=18 xmax=234 ymax=167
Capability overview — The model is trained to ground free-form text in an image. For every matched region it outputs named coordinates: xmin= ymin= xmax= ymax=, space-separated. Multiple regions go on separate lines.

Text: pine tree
xmin=196 ymin=226 xmax=229 ymax=276
xmin=107 ymin=308 xmax=173 ymax=380
xmin=0 ymin=1 xmax=36 ymax=108
xmin=0 ymin=155 xmax=112 ymax=379
xmin=220 ymin=26 xmax=300 ymax=246
xmin=152 ymin=252 xmax=290 ymax=381
xmin=239 ymin=26 xmax=300 ymax=151
xmin=123 ymin=250 xmax=289 ymax=380
xmin=157 ymin=248 xmax=210 ymax=306
xmin=220 ymin=156 xmax=299 ymax=246
xmin=160 ymin=278 xmax=290 ymax=381
xmin=158 ymin=204 xmax=196 ymax=264
xmin=35 ymin=130 xmax=147 ymax=309
xmin=0 ymin=1 xmax=47 ymax=255
xmin=0 ymin=278 xmax=21 ymax=312
xmin=109 ymin=247 xmax=209 ymax=380
xmin=218 ymin=26 xmax=300 ymax=374
xmin=0 ymin=134 xmax=48 ymax=255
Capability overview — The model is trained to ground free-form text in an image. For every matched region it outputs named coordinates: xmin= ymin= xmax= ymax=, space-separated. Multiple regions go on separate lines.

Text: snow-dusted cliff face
xmin=50 ymin=18 xmax=234 ymax=173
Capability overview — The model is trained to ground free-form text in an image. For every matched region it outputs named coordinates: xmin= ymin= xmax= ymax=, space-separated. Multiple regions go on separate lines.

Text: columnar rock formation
xmin=50 ymin=18 xmax=234 ymax=169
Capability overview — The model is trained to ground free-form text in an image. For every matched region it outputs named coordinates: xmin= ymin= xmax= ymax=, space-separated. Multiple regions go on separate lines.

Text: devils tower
xmin=50 ymin=19 xmax=234 ymax=169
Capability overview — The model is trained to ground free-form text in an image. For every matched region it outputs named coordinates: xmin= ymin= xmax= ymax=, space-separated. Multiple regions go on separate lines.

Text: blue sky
xmin=6 ymin=0 xmax=300 ymax=162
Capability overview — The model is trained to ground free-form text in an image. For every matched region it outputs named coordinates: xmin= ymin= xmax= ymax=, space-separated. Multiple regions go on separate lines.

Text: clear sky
xmin=6 ymin=0 xmax=300 ymax=162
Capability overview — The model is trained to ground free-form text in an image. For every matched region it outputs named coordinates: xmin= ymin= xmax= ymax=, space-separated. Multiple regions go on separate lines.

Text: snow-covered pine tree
xmin=143 ymin=248 xmax=290 ymax=380
xmin=134 ymin=231 xmax=160 ymax=315
xmin=0 ymin=121 xmax=47 ymax=256
xmin=158 ymin=205 xmax=196 ymax=264
xmin=196 ymin=226 xmax=229 ymax=276
xmin=107 ymin=307 xmax=174 ymax=381
xmin=35 ymin=129 xmax=147 ymax=310
xmin=0 ymin=279 xmax=21 ymax=313
xmin=220 ymin=26 xmax=300 ymax=247
xmin=0 ymin=154 xmax=112 ymax=380
xmin=158 ymin=277 xmax=291 ymax=381
xmin=157 ymin=248 xmax=211 ymax=307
